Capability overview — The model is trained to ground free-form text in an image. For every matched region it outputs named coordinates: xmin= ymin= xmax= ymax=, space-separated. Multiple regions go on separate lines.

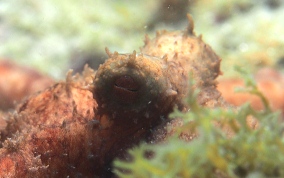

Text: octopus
xmin=0 ymin=15 xmax=248 ymax=177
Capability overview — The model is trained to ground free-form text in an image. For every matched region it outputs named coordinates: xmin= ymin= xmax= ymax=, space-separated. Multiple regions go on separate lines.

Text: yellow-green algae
xmin=114 ymin=69 xmax=284 ymax=178
xmin=190 ymin=0 xmax=284 ymax=77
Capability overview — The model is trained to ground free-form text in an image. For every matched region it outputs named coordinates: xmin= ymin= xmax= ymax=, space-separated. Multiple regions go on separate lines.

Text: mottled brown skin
xmin=142 ymin=15 xmax=225 ymax=109
xmin=0 ymin=16 xmax=228 ymax=177
xmin=0 ymin=78 xmax=99 ymax=177
xmin=142 ymin=16 xmax=221 ymax=89
xmin=0 ymin=60 xmax=54 ymax=111
xmin=0 ymin=67 xmax=172 ymax=177
xmin=94 ymin=51 xmax=177 ymax=122
xmin=94 ymin=16 xmax=225 ymax=122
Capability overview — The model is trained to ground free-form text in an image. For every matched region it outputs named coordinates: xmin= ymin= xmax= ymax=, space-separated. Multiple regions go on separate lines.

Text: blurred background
xmin=0 ymin=0 xmax=283 ymax=79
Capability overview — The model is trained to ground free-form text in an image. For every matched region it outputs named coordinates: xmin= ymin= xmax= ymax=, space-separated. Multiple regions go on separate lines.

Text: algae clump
xmin=114 ymin=69 xmax=284 ymax=178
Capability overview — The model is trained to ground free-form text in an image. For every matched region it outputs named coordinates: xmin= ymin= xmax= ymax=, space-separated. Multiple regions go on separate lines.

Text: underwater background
xmin=1 ymin=0 xmax=283 ymax=79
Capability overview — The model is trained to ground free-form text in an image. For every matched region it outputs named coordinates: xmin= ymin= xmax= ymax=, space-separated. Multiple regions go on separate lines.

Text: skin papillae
xmin=0 ymin=15 xmax=226 ymax=177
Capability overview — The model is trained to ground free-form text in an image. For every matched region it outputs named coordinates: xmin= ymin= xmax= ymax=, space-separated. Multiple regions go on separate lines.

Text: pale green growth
xmin=114 ymin=69 xmax=284 ymax=178
xmin=191 ymin=0 xmax=284 ymax=77
xmin=1 ymin=1 xmax=283 ymax=79
xmin=0 ymin=0 xmax=159 ymax=78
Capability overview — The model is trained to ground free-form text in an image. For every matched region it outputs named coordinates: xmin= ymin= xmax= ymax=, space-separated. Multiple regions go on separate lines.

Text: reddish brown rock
xmin=218 ymin=68 xmax=284 ymax=114
xmin=0 ymin=60 xmax=54 ymax=110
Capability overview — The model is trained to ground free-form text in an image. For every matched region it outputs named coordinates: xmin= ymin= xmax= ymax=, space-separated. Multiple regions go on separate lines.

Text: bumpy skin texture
xmin=94 ymin=51 xmax=178 ymax=120
xmin=0 ymin=16 xmax=227 ymax=177
xmin=94 ymin=16 xmax=225 ymax=122
xmin=141 ymin=16 xmax=224 ymax=109
xmin=0 ymin=75 xmax=99 ymax=177
xmin=1 ymin=68 xmax=164 ymax=177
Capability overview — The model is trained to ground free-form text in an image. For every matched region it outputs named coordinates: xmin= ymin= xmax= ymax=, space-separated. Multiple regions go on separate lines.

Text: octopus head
xmin=93 ymin=48 xmax=175 ymax=120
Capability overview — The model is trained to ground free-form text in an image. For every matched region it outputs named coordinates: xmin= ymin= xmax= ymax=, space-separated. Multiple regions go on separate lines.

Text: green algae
xmin=114 ymin=69 xmax=284 ymax=178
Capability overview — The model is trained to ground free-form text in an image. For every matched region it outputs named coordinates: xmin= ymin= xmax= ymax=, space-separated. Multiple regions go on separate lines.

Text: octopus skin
xmin=142 ymin=15 xmax=226 ymax=109
xmin=94 ymin=15 xmax=226 ymax=122
xmin=0 ymin=15 xmax=227 ymax=177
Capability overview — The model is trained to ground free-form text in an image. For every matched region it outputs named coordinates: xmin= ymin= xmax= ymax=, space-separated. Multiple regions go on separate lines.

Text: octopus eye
xmin=113 ymin=75 xmax=139 ymax=103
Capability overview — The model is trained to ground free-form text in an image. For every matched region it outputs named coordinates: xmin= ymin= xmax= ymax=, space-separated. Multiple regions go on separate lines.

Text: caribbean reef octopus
xmin=0 ymin=15 xmax=232 ymax=177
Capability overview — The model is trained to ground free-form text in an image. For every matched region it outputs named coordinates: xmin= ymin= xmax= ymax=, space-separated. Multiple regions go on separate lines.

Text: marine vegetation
xmin=0 ymin=9 xmax=283 ymax=177
xmin=190 ymin=0 xmax=284 ymax=77
xmin=2 ymin=0 xmax=284 ymax=79
xmin=114 ymin=68 xmax=284 ymax=178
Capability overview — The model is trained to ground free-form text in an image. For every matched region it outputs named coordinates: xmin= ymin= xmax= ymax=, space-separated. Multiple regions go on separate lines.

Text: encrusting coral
xmin=1 ymin=14 xmax=279 ymax=177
